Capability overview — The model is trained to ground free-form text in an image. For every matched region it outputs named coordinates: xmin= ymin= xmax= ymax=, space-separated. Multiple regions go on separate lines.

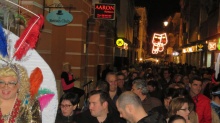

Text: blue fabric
xmin=211 ymin=101 xmax=220 ymax=119
xmin=0 ymin=24 xmax=7 ymax=57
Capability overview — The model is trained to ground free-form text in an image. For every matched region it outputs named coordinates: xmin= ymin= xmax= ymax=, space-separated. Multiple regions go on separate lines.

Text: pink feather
xmin=38 ymin=94 xmax=54 ymax=111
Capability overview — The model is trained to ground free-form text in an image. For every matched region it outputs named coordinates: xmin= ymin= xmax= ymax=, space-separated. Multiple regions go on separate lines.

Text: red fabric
xmin=61 ymin=73 xmax=74 ymax=90
xmin=192 ymin=94 xmax=212 ymax=123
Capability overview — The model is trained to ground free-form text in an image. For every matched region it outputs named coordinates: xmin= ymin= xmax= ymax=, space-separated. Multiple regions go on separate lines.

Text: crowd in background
xmin=56 ymin=61 xmax=220 ymax=123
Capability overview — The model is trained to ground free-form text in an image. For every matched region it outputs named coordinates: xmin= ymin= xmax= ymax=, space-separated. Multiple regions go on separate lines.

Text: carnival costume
xmin=0 ymin=0 xmax=58 ymax=122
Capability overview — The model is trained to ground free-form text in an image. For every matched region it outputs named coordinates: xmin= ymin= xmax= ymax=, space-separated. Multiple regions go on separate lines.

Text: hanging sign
xmin=116 ymin=38 xmax=124 ymax=46
xmin=46 ymin=10 xmax=73 ymax=26
xmin=208 ymin=42 xmax=216 ymax=51
xmin=94 ymin=3 xmax=115 ymax=20
xmin=152 ymin=33 xmax=168 ymax=54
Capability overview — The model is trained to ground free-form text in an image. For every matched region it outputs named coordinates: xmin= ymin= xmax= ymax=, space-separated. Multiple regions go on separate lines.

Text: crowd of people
xmin=56 ymin=62 xmax=220 ymax=123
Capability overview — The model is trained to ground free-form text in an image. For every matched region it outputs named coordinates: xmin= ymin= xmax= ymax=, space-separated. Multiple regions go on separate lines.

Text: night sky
xmin=135 ymin=0 xmax=181 ymax=38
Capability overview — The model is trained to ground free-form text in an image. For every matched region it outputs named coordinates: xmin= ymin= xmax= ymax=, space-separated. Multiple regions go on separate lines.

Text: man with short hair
xmin=116 ymin=91 xmax=164 ymax=123
xmin=189 ymin=76 xmax=211 ymax=123
xmin=106 ymin=72 xmax=122 ymax=104
xmin=132 ymin=79 xmax=162 ymax=112
xmin=117 ymin=72 xmax=126 ymax=92
xmin=76 ymin=90 xmax=122 ymax=123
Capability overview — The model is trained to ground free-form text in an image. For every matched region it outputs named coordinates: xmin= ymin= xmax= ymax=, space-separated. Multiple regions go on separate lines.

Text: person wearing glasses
xmin=167 ymin=97 xmax=193 ymax=123
xmin=55 ymin=92 xmax=79 ymax=123
xmin=0 ymin=65 xmax=42 ymax=122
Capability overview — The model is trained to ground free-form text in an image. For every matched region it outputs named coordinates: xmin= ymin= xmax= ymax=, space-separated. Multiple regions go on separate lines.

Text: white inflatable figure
xmin=0 ymin=0 xmax=58 ymax=122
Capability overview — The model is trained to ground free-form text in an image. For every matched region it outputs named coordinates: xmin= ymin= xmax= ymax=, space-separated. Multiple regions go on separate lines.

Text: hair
xmin=105 ymin=72 xmax=117 ymax=82
xmin=169 ymin=83 xmax=185 ymax=89
xmin=89 ymin=90 xmax=111 ymax=104
xmin=116 ymin=72 xmax=125 ymax=78
xmin=211 ymin=84 xmax=220 ymax=98
xmin=117 ymin=91 xmax=142 ymax=109
xmin=59 ymin=92 xmax=79 ymax=106
xmin=147 ymin=80 xmax=160 ymax=91
xmin=189 ymin=75 xmax=202 ymax=84
xmin=168 ymin=115 xmax=186 ymax=123
xmin=121 ymin=67 xmax=129 ymax=72
xmin=62 ymin=62 xmax=71 ymax=72
xmin=132 ymin=79 xmax=148 ymax=95
xmin=95 ymin=80 xmax=110 ymax=93
xmin=0 ymin=65 xmax=30 ymax=101
xmin=168 ymin=97 xmax=189 ymax=117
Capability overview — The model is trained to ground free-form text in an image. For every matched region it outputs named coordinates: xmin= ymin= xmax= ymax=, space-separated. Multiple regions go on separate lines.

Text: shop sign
xmin=116 ymin=38 xmax=124 ymax=46
xmin=46 ymin=10 xmax=73 ymax=26
xmin=197 ymin=44 xmax=204 ymax=51
xmin=208 ymin=42 xmax=216 ymax=51
xmin=94 ymin=3 xmax=115 ymax=20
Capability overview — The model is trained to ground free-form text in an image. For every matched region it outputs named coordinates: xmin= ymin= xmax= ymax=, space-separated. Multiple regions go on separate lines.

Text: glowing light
xmin=151 ymin=33 xmax=168 ymax=54
xmin=139 ymin=58 xmax=143 ymax=61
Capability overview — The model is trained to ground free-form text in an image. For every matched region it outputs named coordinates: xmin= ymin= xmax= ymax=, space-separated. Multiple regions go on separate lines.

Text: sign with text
xmin=94 ymin=3 xmax=115 ymax=20
xmin=46 ymin=10 xmax=73 ymax=26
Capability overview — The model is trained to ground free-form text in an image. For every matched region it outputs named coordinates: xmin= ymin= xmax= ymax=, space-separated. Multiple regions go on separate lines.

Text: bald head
xmin=117 ymin=91 xmax=142 ymax=109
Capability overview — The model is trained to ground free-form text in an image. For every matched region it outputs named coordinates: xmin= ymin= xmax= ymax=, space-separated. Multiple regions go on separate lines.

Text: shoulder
xmin=198 ymin=94 xmax=210 ymax=102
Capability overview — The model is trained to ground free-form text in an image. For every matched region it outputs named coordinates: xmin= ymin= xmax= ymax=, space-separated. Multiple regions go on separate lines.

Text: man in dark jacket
xmin=75 ymin=90 xmax=124 ymax=123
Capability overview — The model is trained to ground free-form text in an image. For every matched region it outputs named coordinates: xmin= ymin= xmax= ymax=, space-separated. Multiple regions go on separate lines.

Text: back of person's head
xmin=189 ymin=75 xmax=202 ymax=84
xmin=132 ymin=79 xmax=148 ymax=95
xmin=117 ymin=91 xmax=142 ymax=109
xmin=168 ymin=97 xmax=189 ymax=117
xmin=59 ymin=92 xmax=79 ymax=106
xmin=95 ymin=80 xmax=110 ymax=93
xmin=116 ymin=72 xmax=125 ymax=78
xmin=211 ymin=84 xmax=220 ymax=99
xmin=168 ymin=115 xmax=186 ymax=123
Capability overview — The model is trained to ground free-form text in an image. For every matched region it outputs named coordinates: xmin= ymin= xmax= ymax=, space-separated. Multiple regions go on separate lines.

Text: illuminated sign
xmin=151 ymin=33 xmax=168 ymax=54
xmin=94 ymin=3 xmax=115 ymax=20
xmin=116 ymin=38 xmax=124 ymax=46
xmin=197 ymin=44 xmax=203 ymax=51
xmin=46 ymin=10 xmax=73 ymax=26
xmin=208 ymin=42 xmax=216 ymax=51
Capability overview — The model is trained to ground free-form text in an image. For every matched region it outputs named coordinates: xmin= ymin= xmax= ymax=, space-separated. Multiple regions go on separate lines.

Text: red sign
xmin=94 ymin=3 xmax=115 ymax=20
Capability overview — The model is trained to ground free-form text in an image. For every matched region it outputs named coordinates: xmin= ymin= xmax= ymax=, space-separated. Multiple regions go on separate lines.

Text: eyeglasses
xmin=60 ymin=104 xmax=73 ymax=108
xmin=0 ymin=80 xmax=18 ymax=88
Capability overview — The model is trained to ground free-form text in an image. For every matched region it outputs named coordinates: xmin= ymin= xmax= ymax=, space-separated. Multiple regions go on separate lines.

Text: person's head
xmin=121 ymin=67 xmax=129 ymax=78
xmin=168 ymin=97 xmax=190 ymax=121
xmin=181 ymin=75 xmax=189 ymax=85
xmin=59 ymin=92 xmax=79 ymax=117
xmin=163 ymin=88 xmax=177 ymax=109
xmin=173 ymin=74 xmax=182 ymax=83
xmin=105 ymin=72 xmax=117 ymax=92
xmin=63 ymin=62 xmax=71 ymax=72
xmin=163 ymin=68 xmax=171 ymax=79
xmin=131 ymin=79 xmax=148 ymax=97
xmin=116 ymin=72 xmax=125 ymax=89
xmin=95 ymin=80 xmax=110 ymax=93
xmin=146 ymin=80 xmax=159 ymax=92
xmin=131 ymin=72 xmax=138 ymax=80
xmin=0 ymin=65 xmax=29 ymax=101
xmin=116 ymin=91 xmax=144 ymax=123
xmin=168 ymin=115 xmax=186 ymax=123
xmin=89 ymin=90 xmax=110 ymax=118
xmin=189 ymin=75 xmax=202 ymax=97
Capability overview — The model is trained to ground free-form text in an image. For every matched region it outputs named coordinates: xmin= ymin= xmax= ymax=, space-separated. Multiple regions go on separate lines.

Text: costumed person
xmin=0 ymin=0 xmax=58 ymax=122
xmin=55 ymin=92 xmax=79 ymax=123
xmin=61 ymin=63 xmax=84 ymax=99
xmin=0 ymin=64 xmax=42 ymax=122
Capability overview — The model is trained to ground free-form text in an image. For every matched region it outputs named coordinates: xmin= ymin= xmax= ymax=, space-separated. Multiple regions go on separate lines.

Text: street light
xmin=163 ymin=21 xmax=168 ymax=27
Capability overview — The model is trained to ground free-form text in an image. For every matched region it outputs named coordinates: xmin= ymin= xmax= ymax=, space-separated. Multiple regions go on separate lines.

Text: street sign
xmin=116 ymin=38 xmax=124 ymax=46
